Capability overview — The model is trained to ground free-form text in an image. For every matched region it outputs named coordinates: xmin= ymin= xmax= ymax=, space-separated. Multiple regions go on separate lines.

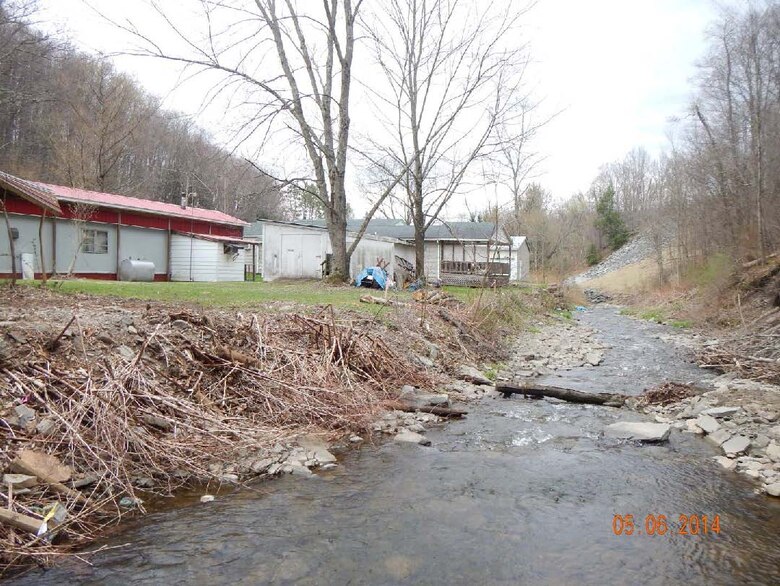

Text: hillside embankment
xmin=0 ymin=283 xmax=555 ymax=575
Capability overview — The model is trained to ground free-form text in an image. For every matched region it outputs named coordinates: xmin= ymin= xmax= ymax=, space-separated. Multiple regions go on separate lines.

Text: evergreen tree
xmin=595 ymin=185 xmax=629 ymax=250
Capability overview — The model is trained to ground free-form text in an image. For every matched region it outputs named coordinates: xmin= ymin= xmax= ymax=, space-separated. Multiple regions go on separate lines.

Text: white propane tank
xmin=118 ymin=259 xmax=156 ymax=282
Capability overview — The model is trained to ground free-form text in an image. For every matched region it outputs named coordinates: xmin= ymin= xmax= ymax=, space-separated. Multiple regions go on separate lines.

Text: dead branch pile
xmin=412 ymin=289 xmax=461 ymax=306
xmin=698 ymin=306 xmax=780 ymax=384
xmin=636 ymin=382 xmax=703 ymax=407
xmin=0 ymin=301 xmax=434 ymax=574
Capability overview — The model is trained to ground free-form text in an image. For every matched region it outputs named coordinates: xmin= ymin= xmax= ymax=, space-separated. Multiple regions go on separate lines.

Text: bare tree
xmin=364 ymin=0 xmax=532 ymax=280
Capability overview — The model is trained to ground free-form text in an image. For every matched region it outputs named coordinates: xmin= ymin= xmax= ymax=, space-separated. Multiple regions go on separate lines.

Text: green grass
xmin=639 ymin=309 xmax=666 ymax=323
xmin=669 ymin=319 xmax=692 ymax=329
xmin=19 ymin=279 xmax=414 ymax=310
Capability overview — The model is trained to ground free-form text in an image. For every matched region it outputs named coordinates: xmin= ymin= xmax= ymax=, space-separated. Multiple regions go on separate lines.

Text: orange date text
xmin=612 ymin=514 xmax=721 ymax=536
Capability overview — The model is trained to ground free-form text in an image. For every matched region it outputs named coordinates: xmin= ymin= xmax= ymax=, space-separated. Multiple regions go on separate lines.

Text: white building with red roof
xmin=0 ymin=170 xmax=254 ymax=281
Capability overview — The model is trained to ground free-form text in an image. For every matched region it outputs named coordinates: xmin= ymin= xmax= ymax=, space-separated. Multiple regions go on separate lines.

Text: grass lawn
xmin=19 ymin=279 xmax=417 ymax=309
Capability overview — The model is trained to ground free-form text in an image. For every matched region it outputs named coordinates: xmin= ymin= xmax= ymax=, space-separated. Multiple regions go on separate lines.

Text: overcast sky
xmin=39 ymin=0 xmax=728 ymax=214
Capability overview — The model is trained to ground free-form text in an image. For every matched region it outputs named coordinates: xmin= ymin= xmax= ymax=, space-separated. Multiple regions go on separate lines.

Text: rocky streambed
xmin=9 ymin=304 xmax=780 ymax=585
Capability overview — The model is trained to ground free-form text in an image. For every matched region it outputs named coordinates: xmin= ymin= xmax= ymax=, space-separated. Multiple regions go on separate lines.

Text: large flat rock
xmin=605 ymin=421 xmax=671 ymax=443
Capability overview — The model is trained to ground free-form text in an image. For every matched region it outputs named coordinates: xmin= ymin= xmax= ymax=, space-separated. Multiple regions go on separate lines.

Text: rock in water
xmin=720 ymin=435 xmax=750 ymax=456
xmin=765 ymin=482 xmax=780 ymax=497
xmin=200 ymin=494 xmax=215 ymax=503
xmin=394 ymin=430 xmax=432 ymax=446
xmin=605 ymin=421 xmax=671 ymax=443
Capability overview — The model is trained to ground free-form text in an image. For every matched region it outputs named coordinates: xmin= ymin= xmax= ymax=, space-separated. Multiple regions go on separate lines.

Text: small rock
xmin=765 ymin=482 xmax=780 ymax=497
xmin=349 ymin=435 xmax=363 ymax=443
xmin=768 ymin=425 xmax=780 ymax=440
xmin=752 ymin=435 xmax=771 ymax=449
xmin=141 ymin=414 xmax=173 ymax=431
xmin=97 ymin=333 xmax=114 ymax=344
xmin=721 ymin=435 xmax=750 ymax=456
xmin=127 ymin=325 xmax=138 ymax=335
xmin=320 ymin=463 xmax=338 ymax=471
xmin=701 ymin=406 xmax=741 ymax=418
xmin=693 ymin=415 xmax=720 ymax=434
xmin=250 ymin=458 xmax=275 ymax=474
xmin=766 ymin=442 xmax=780 ymax=462
xmin=116 ymin=345 xmax=136 ymax=361
xmin=267 ymin=463 xmax=283 ymax=475
xmin=713 ymin=456 xmax=736 ymax=471
xmin=457 ymin=365 xmax=493 ymax=386
xmin=170 ymin=319 xmax=190 ymax=330
xmin=585 ymin=351 xmax=602 ymax=366
xmin=685 ymin=419 xmax=704 ymax=434
xmin=707 ymin=429 xmax=732 ymax=446
xmin=14 ymin=404 xmax=36 ymax=428
xmin=743 ymin=469 xmax=761 ymax=479
xmin=288 ymin=463 xmax=313 ymax=477
xmin=200 ymin=494 xmax=215 ymax=503
xmin=604 ymin=422 xmax=671 ymax=443
xmin=406 ymin=423 xmax=426 ymax=433
xmin=35 ymin=418 xmax=57 ymax=436
xmin=394 ymin=429 xmax=432 ymax=446
xmin=119 ymin=496 xmax=142 ymax=508
xmin=220 ymin=473 xmax=240 ymax=483
xmin=133 ymin=476 xmax=154 ymax=488
xmin=3 ymin=474 xmax=38 ymax=489
xmin=415 ymin=354 xmax=434 ymax=368
xmin=71 ymin=476 xmax=98 ymax=488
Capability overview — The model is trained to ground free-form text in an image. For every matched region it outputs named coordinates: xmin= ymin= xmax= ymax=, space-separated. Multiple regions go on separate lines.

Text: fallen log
xmin=495 ymin=383 xmax=626 ymax=407
xmin=384 ymin=400 xmax=467 ymax=418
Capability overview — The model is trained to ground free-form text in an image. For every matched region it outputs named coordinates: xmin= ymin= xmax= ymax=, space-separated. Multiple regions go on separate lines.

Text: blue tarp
xmin=354 ymin=266 xmax=388 ymax=290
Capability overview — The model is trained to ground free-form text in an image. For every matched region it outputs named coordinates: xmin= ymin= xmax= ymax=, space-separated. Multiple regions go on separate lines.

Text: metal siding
xmin=169 ymin=234 xmax=217 ymax=281
xmin=262 ymin=222 xmax=327 ymax=281
xmin=216 ymin=245 xmax=245 ymax=281
xmin=53 ymin=219 xmax=117 ymax=274
xmin=347 ymin=236 xmax=395 ymax=282
xmin=0 ymin=214 xmax=54 ymax=274
xmin=424 ymin=242 xmax=439 ymax=279
xmin=118 ymin=226 xmax=167 ymax=275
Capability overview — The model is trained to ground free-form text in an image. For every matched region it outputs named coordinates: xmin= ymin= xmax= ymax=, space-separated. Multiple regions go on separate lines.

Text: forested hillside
xmin=0 ymin=0 xmax=283 ymax=221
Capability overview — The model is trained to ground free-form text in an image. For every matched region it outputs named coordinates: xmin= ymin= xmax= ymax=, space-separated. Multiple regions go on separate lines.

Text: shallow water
xmin=12 ymin=307 xmax=780 ymax=585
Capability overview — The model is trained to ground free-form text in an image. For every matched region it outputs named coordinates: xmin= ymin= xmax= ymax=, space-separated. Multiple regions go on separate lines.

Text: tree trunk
xmin=412 ymin=196 xmax=426 ymax=282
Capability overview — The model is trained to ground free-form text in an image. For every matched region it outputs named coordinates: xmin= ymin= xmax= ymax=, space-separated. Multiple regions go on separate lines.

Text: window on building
xmin=81 ymin=229 xmax=108 ymax=254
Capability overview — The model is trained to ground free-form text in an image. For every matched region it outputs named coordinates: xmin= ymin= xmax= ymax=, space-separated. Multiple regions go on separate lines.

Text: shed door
xmin=300 ymin=234 xmax=322 ymax=277
xmin=281 ymin=233 xmax=322 ymax=278
xmin=281 ymin=234 xmax=302 ymax=277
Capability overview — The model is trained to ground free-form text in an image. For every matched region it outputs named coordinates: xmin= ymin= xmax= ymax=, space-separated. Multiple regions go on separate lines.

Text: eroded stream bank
xmin=11 ymin=306 xmax=780 ymax=585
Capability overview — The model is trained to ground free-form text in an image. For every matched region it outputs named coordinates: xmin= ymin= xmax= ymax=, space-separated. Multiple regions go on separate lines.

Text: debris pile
xmin=0 ymin=290 xmax=437 ymax=574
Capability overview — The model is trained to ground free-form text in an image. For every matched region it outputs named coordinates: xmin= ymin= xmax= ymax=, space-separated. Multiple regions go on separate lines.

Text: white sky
xmin=38 ymin=0 xmax=727 ymax=215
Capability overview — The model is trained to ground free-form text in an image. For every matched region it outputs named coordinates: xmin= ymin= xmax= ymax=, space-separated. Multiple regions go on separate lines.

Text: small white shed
xmin=169 ymin=233 xmax=248 ymax=282
xmin=510 ymin=236 xmax=530 ymax=282
xmin=255 ymin=220 xmax=399 ymax=282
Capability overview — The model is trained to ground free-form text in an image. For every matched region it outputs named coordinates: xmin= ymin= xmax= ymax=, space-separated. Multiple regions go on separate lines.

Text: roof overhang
xmin=0 ymin=171 xmax=61 ymax=214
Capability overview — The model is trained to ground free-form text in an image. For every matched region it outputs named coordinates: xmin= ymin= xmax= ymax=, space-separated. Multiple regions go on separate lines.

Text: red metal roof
xmin=36 ymin=182 xmax=247 ymax=227
xmin=0 ymin=170 xmax=61 ymax=214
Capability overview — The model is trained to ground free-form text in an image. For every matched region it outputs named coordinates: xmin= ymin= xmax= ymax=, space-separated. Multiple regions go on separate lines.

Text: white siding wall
xmin=170 ymin=235 xmax=216 ymax=281
xmin=216 ymin=245 xmax=245 ymax=281
xmin=346 ymin=235 xmax=396 ymax=282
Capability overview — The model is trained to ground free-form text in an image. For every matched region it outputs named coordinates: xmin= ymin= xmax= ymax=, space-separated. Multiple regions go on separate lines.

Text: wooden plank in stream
xmin=495 ymin=383 xmax=626 ymax=407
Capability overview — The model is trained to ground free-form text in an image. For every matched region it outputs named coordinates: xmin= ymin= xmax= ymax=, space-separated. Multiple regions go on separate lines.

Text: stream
xmin=12 ymin=306 xmax=780 ymax=585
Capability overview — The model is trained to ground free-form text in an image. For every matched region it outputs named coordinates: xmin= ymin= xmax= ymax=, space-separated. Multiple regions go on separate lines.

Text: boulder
xmin=604 ymin=421 xmax=671 ymax=443
xmin=394 ymin=429 xmax=432 ymax=446
xmin=701 ymin=406 xmax=741 ymax=418
xmin=721 ymin=435 xmax=750 ymax=456
xmin=11 ymin=449 xmax=71 ymax=483
xmin=457 ymin=365 xmax=493 ymax=386
xmin=693 ymin=415 xmax=720 ymax=434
